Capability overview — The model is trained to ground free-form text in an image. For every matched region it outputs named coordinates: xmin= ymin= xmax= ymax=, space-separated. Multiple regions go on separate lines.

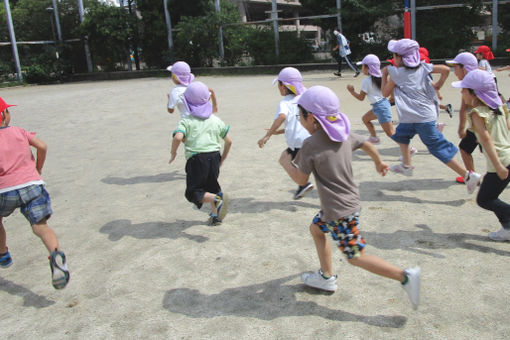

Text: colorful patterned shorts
xmin=313 ymin=211 xmax=366 ymax=259
xmin=0 ymin=185 xmax=52 ymax=225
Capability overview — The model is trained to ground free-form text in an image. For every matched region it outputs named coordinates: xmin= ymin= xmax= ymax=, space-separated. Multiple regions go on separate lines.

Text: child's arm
xmin=360 ymin=141 xmax=389 ymax=176
xmin=168 ymin=132 xmax=184 ymax=164
xmin=471 ymin=111 xmax=509 ymax=180
xmin=220 ymin=134 xmax=232 ymax=167
xmin=257 ymin=114 xmax=286 ymax=148
xmin=381 ymin=66 xmax=395 ymax=98
xmin=458 ymin=99 xmax=468 ymax=138
xmin=496 ymin=65 xmax=510 ymax=72
xmin=29 ymin=137 xmax=47 ymax=175
xmin=209 ymin=88 xmax=218 ymax=113
xmin=167 ymin=93 xmax=175 ymax=114
xmin=346 ymin=85 xmax=366 ymax=101
xmin=280 ymin=152 xmax=309 ymax=186
xmin=431 ymin=64 xmax=450 ymax=91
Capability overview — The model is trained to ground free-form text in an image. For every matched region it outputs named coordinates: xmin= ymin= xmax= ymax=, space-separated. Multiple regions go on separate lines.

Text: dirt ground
xmin=1 ymin=69 xmax=510 ymax=339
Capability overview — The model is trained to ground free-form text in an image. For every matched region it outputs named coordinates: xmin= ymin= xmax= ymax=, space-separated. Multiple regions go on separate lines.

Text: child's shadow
xmin=162 ymin=274 xmax=407 ymax=328
xmin=101 ymin=171 xmax=185 ymax=185
xmin=0 ymin=277 xmax=54 ymax=308
xmin=364 ymin=224 xmax=510 ymax=258
xmin=230 ymin=197 xmax=320 ymax=214
xmin=100 ymin=219 xmax=208 ymax=243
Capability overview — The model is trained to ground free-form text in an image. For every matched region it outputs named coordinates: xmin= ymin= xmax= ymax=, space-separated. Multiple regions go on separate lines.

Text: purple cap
xmin=272 ymin=67 xmax=306 ymax=95
xmin=360 ymin=54 xmax=382 ymax=77
xmin=387 ymin=39 xmax=420 ymax=67
xmin=445 ymin=52 xmax=478 ymax=72
xmin=166 ymin=61 xmax=195 ymax=86
xmin=451 ymin=69 xmax=502 ymax=109
xmin=297 ymin=86 xmax=350 ymax=142
xmin=183 ymin=81 xmax=212 ymax=119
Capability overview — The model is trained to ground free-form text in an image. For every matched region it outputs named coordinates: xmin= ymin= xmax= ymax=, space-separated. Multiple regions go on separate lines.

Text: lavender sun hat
xmin=183 ymin=81 xmax=213 ymax=119
xmin=387 ymin=39 xmax=420 ymax=67
xmin=297 ymin=86 xmax=350 ymax=142
xmin=272 ymin=67 xmax=306 ymax=95
xmin=359 ymin=54 xmax=382 ymax=77
xmin=166 ymin=61 xmax=195 ymax=86
xmin=451 ymin=69 xmax=502 ymax=109
xmin=445 ymin=52 xmax=478 ymax=72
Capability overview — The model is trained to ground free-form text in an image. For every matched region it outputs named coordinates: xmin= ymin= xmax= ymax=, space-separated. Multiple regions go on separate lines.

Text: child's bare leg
xmin=398 ymin=143 xmax=411 ymax=166
xmin=32 ymin=219 xmax=60 ymax=254
xmin=348 ymin=253 xmax=405 ymax=282
xmin=279 ymin=150 xmax=294 ymax=178
xmin=201 ymin=192 xmax=218 ymax=215
xmin=445 ymin=159 xmax=468 ymax=177
xmin=362 ymin=110 xmax=377 ymax=137
xmin=460 ymin=149 xmax=475 ymax=172
xmin=380 ymin=121 xmax=396 ymax=137
xmin=0 ymin=217 xmax=7 ymax=253
xmin=309 ymin=223 xmax=333 ymax=277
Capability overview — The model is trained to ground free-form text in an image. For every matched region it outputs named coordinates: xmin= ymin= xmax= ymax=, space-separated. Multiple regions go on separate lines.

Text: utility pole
xmin=492 ymin=0 xmax=498 ymax=50
xmin=271 ymin=0 xmax=279 ymax=57
xmin=336 ymin=0 xmax=341 ymax=31
xmin=78 ymin=0 xmax=93 ymax=72
xmin=3 ymin=0 xmax=22 ymax=81
xmin=163 ymin=0 xmax=174 ymax=59
xmin=214 ymin=0 xmax=225 ymax=62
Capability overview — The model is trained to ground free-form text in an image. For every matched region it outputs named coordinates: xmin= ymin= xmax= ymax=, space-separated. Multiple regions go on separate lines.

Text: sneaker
xmin=456 ymin=176 xmax=465 ymax=184
xmin=209 ymin=213 xmax=222 ymax=226
xmin=398 ymin=146 xmax=417 ymax=161
xmin=488 ymin=227 xmax=510 ymax=241
xmin=301 ymin=269 xmax=338 ymax=292
xmin=437 ymin=122 xmax=445 ymax=132
xmin=49 ymin=249 xmax=70 ymax=290
xmin=390 ymin=163 xmax=414 ymax=176
xmin=465 ymin=171 xmax=482 ymax=194
xmin=445 ymin=104 xmax=453 ymax=118
xmin=0 ymin=248 xmax=12 ymax=268
xmin=367 ymin=136 xmax=380 ymax=144
xmin=402 ymin=267 xmax=420 ymax=310
xmin=333 ymin=72 xmax=342 ymax=77
xmin=354 ymin=71 xmax=361 ymax=78
xmin=214 ymin=194 xmax=228 ymax=221
xmin=294 ymin=182 xmax=313 ymax=200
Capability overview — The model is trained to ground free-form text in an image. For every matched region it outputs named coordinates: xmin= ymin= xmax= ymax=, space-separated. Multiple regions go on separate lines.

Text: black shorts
xmin=286 ymin=147 xmax=300 ymax=160
xmin=185 ymin=151 xmax=221 ymax=208
xmin=459 ymin=130 xmax=479 ymax=154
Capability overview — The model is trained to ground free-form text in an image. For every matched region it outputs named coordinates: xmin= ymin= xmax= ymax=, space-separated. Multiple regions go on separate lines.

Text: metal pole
xmin=52 ymin=0 xmax=62 ymax=42
xmin=271 ymin=0 xmax=279 ymax=57
xmin=78 ymin=0 xmax=93 ymax=72
xmin=3 ymin=0 xmax=22 ymax=81
xmin=163 ymin=0 xmax=174 ymax=57
xmin=411 ymin=0 xmax=416 ymax=40
xmin=492 ymin=0 xmax=498 ymax=50
xmin=214 ymin=0 xmax=225 ymax=61
xmin=336 ymin=0 xmax=342 ymax=31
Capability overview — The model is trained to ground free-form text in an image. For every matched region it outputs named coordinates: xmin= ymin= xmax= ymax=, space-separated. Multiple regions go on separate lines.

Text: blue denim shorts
xmin=371 ymin=98 xmax=393 ymax=124
xmin=0 ymin=185 xmax=53 ymax=225
xmin=391 ymin=121 xmax=458 ymax=163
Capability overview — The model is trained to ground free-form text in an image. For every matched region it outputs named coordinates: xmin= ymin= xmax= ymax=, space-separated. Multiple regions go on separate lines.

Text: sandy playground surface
xmin=1 ymin=69 xmax=510 ymax=339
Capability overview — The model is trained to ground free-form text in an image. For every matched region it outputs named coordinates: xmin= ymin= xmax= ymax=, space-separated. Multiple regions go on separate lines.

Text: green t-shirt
xmin=173 ymin=115 xmax=230 ymax=160
xmin=468 ymin=105 xmax=510 ymax=172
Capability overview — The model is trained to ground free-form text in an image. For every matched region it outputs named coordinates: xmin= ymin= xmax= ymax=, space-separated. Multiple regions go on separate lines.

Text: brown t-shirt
xmin=294 ymin=129 xmax=365 ymax=221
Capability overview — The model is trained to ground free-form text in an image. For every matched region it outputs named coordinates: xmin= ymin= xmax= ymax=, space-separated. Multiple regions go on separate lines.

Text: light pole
xmin=46 ymin=6 xmax=62 ymax=80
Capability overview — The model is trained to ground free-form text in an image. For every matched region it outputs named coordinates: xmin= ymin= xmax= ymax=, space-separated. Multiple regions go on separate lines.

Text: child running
xmin=0 ymin=97 xmax=69 ymax=289
xmin=169 ymin=82 xmax=232 ymax=226
xmin=452 ymin=70 xmax=510 ymax=241
xmin=166 ymin=61 xmax=194 ymax=117
xmin=445 ymin=52 xmax=481 ymax=184
xmin=347 ymin=54 xmax=395 ymax=144
xmin=382 ymin=38 xmax=482 ymax=193
xmin=280 ymin=85 xmax=420 ymax=310
xmin=257 ymin=67 xmax=313 ymax=199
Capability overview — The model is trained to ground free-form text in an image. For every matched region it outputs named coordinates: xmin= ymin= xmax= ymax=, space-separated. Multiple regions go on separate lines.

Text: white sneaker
xmin=398 ymin=146 xmax=417 ymax=161
xmin=488 ymin=227 xmax=510 ymax=241
xmin=367 ymin=136 xmax=380 ymax=144
xmin=301 ymin=269 xmax=338 ymax=292
xmin=402 ymin=267 xmax=420 ymax=310
xmin=390 ymin=163 xmax=414 ymax=176
xmin=464 ymin=171 xmax=482 ymax=194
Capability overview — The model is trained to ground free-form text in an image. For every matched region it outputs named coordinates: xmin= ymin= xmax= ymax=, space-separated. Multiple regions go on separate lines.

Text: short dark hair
xmin=298 ymin=104 xmax=309 ymax=119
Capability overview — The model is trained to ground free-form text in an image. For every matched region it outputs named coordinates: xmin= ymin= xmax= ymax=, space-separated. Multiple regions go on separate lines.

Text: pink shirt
xmin=0 ymin=126 xmax=43 ymax=191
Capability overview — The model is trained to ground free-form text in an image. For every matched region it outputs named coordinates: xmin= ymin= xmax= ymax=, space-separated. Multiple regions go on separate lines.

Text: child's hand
xmin=346 ymin=85 xmax=354 ymax=92
xmin=258 ymin=136 xmax=269 ymax=148
xmin=168 ymin=153 xmax=177 ymax=164
xmin=376 ymin=162 xmax=389 ymax=176
xmin=497 ymin=166 xmax=509 ymax=180
xmin=458 ymin=126 xmax=467 ymax=139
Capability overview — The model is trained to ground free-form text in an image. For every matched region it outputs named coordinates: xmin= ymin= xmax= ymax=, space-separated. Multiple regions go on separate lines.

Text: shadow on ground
xmin=101 ymin=171 xmax=185 ymax=185
xmin=0 ymin=277 xmax=54 ymax=308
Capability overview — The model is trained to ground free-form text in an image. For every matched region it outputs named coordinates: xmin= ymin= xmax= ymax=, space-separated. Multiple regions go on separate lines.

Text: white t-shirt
xmin=360 ymin=77 xmax=384 ymax=104
xmin=168 ymin=85 xmax=189 ymax=118
xmin=274 ymin=95 xmax=311 ymax=150
xmin=479 ymin=59 xmax=495 ymax=77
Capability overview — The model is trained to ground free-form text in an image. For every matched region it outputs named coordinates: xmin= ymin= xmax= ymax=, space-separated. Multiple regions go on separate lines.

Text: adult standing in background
xmin=333 ymin=29 xmax=360 ymax=78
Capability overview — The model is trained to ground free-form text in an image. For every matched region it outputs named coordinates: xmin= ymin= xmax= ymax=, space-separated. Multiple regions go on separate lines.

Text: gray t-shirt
xmin=388 ymin=62 xmax=439 ymax=123
xmin=294 ymin=129 xmax=365 ymax=221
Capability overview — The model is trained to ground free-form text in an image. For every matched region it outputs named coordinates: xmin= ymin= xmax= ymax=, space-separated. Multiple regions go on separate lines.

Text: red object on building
xmin=404 ymin=11 xmax=411 ymax=39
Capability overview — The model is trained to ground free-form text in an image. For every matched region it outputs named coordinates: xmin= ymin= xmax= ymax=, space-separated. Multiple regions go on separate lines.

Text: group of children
xmin=2 ymin=39 xmax=509 ymax=312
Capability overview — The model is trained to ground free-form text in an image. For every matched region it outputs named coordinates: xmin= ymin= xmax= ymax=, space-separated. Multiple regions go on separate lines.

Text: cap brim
xmin=272 ymin=78 xmax=278 ymax=85
xmin=445 ymin=59 xmax=458 ymax=66
xmin=451 ymin=80 xmax=463 ymax=88
xmin=356 ymin=61 xmax=362 ymax=66
xmin=166 ymin=65 xmax=172 ymax=72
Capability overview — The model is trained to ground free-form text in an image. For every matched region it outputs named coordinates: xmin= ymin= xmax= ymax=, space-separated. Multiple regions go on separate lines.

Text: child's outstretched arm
xmin=169 ymin=132 xmax=184 ymax=164
xmin=220 ymin=134 xmax=232 ymax=167
xmin=381 ymin=66 xmax=395 ymax=98
xmin=280 ymin=151 xmax=309 ymax=186
xmin=346 ymin=84 xmax=366 ymax=101
xmin=209 ymin=88 xmax=218 ymax=113
xmin=431 ymin=64 xmax=450 ymax=91
xmin=361 ymin=141 xmax=389 ymax=176
xmin=257 ymin=114 xmax=286 ymax=148
xmin=29 ymin=136 xmax=47 ymax=175
xmin=496 ymin=65 xmax=510 ymax=72
xmin=471 ymin=112 xmax=509 ymax=180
